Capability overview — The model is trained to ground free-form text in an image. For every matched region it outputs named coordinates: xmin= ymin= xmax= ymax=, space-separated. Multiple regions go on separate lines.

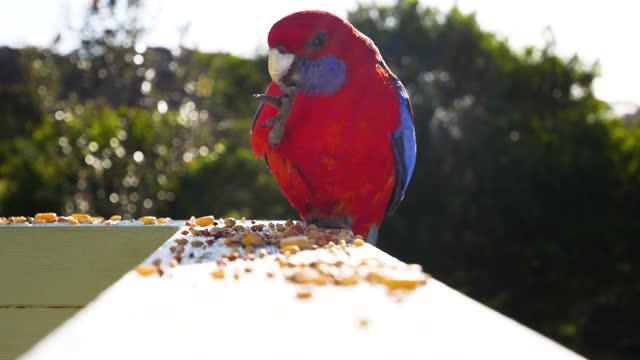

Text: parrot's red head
xmin=265 ymin=11 xmax=382 ymax=95
xmin=268 ymin=10 xmax=376 ymax=61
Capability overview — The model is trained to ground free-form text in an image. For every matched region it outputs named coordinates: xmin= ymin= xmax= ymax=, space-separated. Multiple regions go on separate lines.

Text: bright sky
xmin=1 ymin=0 xmax=638 ymax=113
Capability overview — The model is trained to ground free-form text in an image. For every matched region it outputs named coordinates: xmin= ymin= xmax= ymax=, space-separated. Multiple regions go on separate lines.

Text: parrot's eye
xmin=310 ymin=32 xmax=327 ymax=49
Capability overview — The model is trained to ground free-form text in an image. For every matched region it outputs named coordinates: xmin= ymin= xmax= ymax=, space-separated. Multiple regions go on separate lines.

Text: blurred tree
xmin=0 ymin=0 xmax=287 ymax=219
xmin=349 ymin=1 xmax=639 ymax=359
xmin=0 ymin=47 xmax=42 ymax=140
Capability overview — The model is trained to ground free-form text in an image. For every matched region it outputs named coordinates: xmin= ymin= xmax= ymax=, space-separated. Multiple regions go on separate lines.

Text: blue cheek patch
xmin=296 ymin=55 xmax=346 ymax=96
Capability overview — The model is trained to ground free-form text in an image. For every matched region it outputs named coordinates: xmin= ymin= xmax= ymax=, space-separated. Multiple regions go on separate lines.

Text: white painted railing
xmin=3 ymin=221 xmax=584 ymax=360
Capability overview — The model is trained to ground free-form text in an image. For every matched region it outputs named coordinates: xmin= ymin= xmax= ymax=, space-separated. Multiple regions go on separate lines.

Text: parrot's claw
xmin=259 ymin=117 xmax=279 ymax=128
xmin=254 ymin=89 xmax=297 ymax=147
xmin=253 ymin=94 xmax=282 ymax=108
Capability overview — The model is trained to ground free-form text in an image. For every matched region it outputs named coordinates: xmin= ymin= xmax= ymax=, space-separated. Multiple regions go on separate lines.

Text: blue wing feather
xmin=250 ymin=100 xmax=264 ymax=134
xmin=384 ymin=65 xmax=417 ymax=214
xmin=251 ymin=91 xmax=270 ymax=171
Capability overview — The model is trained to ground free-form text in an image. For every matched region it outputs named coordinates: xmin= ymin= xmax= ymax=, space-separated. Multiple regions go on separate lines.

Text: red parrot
xmin=250 ymin=10 xmax=416 ymax=244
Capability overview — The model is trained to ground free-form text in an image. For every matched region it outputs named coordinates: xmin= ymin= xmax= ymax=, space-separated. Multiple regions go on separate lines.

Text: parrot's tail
xmin=365 ymin=224 xmax=378 ymax=247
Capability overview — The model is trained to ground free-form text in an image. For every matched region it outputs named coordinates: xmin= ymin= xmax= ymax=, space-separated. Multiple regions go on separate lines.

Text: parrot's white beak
xmin=268 ymin=48 xmax=295 ymax=84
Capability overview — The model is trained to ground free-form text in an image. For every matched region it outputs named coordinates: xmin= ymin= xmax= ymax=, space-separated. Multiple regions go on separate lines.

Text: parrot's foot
xmin=306 ymin=216 xmax=353 ymax=231
xmin=253 ymin=89 xmax=297 ymax=147
xmin=252 ymin=94 xmax=282 ymax=108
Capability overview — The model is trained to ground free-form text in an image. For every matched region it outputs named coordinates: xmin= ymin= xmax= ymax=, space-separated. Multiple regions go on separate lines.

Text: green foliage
xmin=0 ymin=0 xmax=285 ymax=220
xmin=0 ymin=48 xmax=42 ymax=139
xmin=171 ymin=122 xmax=296 ymax=221
xmin=349 ymin=1 xmax=639 ymax=358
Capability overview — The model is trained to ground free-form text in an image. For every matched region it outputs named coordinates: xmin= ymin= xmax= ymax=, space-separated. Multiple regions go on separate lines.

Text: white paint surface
xmin=22 ymin=244 xmax=584 ymax=360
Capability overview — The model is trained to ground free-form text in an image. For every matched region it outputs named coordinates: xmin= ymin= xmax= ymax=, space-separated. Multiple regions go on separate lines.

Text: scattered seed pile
xmin=0 ymin=213 xmax=172 ymax=225
xmin=1 ymin=213 xmax=429 ymax=300
xmin=135 ymin=216 xmax=430 ymax=300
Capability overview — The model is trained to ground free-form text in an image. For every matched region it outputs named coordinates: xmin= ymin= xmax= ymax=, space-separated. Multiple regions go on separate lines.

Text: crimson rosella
xmin=251 ymin=10 xmax=416 ymax=245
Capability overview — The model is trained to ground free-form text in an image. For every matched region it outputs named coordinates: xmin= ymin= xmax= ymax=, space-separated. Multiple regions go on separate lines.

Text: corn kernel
xmin=135 ymin=264 xmax=157 ymax=276
xmin=10 ymin=216 xmax=27 ymax=223
xmin=282 ymin=245 xmax=300 ymax=255
xmin=381 ymin=276 xmax=427 ymax=291
xmin=313 ymin=275 xmax=328 ymax=286
xmin=35 ymin=212 xmax=57 ymax=222
xmin=279 ymin=235 xmax=312 ymax=249
xmin=140 ymin=216 xmax=157 ymax=225
xmin=365 ymin=271 xmax=384 ymax=284
xmin=296 ymin=290 xmax=312 ymax=300
xmin=158 ymin=217 xmax=171 ymax=224
xmin=289 ymin=269 xmax=315 ymax=284
xmin=274 ymin=254 xmax=287 ymax=267
xmin=196 ymin=215 xmax=214 ymax=227
xmin=71 ymin=213 xmax=91 ymax=223
xmin=358 ymin=317 xmax=369 ymax=328
xmin=109 ymin=215 xmax=122 ymax=221
xmin=242 ymin=232 xmax=265 ymax=247
xmin=335 ymin=274 xmax=359 ymax=286
xmin=353 ymin=238 xmax=365 ymax=247
xmin=211 ymin=268 xmax=225 ymax=279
